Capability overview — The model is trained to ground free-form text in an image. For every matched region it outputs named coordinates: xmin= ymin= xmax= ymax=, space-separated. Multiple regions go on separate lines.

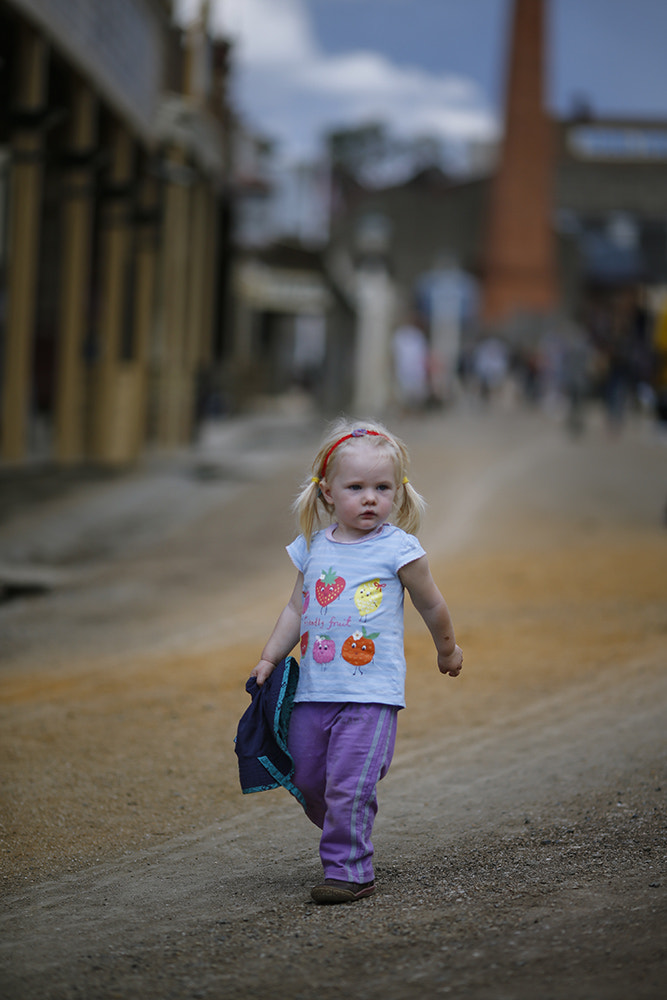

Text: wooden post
xmin=133 ymin=171 xmax=159 ymax=367
xmin=1 ymin=25 xmax=48 ymax=462
xmin=186 ymin=179 xmax=208 ymax=368
xmin=54 ymin=77 xmax=97 ymax=463
xmin=89 ymin=121 xmax=134 ymax=461
xmin=155 ymin=148 xmax=191 ymax=444
xmin=199 ymin=185 xmax=219 ymax=369
xmin=129 ymin=169 xmax=159 ymax=458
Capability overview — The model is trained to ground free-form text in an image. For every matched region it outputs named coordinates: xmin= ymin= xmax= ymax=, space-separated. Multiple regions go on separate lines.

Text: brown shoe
xmin=310 ymin=879 xmax=375 ymax=904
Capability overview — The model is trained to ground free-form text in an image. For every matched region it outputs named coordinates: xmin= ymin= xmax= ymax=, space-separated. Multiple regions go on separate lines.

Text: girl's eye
xmin=377 ymin=484 xmax=391 ymax=491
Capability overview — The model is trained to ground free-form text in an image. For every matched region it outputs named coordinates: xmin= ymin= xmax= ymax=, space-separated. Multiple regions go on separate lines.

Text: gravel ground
xmin=0 ymin=402 xmax=666 ymax=999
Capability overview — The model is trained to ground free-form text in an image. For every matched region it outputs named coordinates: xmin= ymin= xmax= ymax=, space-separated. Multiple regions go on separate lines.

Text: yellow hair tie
xmin=402 ymin=477 xmax=409 ymax=485
xmin=311 ymin=476 xmax=321 ymax=485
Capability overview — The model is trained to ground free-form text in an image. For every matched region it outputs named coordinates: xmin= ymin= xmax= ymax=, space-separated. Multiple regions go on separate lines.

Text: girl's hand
xmin=250 ymin=659 xmax=277 ymax=687
xmin=438 ymin=645 xmax=463 ymax=677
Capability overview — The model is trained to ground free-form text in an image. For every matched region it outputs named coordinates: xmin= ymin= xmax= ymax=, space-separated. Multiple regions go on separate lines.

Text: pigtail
xmin=385 ymin=427 xmax=426 ymax=536
xmin=393 ymin=478 xmax=427 ymax=536
xmin=293 ymin=473 xmax=333 ymax=547
xmin=292 ymin=417 xmax=352 ymax=545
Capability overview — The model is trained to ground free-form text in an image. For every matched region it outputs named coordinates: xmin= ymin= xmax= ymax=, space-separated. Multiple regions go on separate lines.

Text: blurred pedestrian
xmin=473 ymin=336 xmax=509 ymax=402
xmin=650 ymin=302 xmax=667 ymax=527
xmin=561 ymin=320 xmax=594 ymax=437
xmin=652 ymin=300 xmax=667 ymax=434
xmin=392 ymin=318 xmax=429 ymax=412
xmin=248 ymin=418 xmax=463 ymax=904
xmin=590 ymin=297 xmax=635 ymax=434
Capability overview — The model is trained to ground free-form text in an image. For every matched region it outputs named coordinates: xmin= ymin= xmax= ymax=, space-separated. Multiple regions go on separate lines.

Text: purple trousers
xmin=288 ymin=702 xmax=398 ymax=883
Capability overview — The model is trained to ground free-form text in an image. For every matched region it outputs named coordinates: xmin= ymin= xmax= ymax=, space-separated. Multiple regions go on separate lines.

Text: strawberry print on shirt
xmin=315 ymin=566 xmax=345 ymax=607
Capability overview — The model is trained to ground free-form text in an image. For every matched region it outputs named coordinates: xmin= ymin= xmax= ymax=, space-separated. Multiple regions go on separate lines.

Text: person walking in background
xmin=392 ymin=318 xmax=430 ymax=412
xmin=472 ymin=335 xmax=509 ymax=403
xmin=652 ymin=299 xmax=667 ymax=436
xmin=651 ymin=301 xmax=667 ymax=525
xmin=561 ymin=319 xmax=594 ymax=437
xmin=249 ymin=419 xmax=463 ymax=904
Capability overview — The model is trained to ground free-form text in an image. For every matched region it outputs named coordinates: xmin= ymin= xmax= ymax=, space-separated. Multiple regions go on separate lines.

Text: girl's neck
xmin=328 ymin=523 xmax=386 ymax=544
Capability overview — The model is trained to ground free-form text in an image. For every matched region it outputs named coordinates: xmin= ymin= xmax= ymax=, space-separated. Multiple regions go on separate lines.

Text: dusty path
xmin=1 ymin=403 xmax=666 ymax=999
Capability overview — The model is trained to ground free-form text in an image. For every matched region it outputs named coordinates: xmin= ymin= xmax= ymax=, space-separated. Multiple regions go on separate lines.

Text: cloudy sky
xmin=175 ymin=0 xmax=667 ymax=165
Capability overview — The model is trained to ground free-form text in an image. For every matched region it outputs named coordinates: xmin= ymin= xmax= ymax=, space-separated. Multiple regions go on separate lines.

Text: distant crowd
xmin=393 ymin=292 xmax=667 ymax=437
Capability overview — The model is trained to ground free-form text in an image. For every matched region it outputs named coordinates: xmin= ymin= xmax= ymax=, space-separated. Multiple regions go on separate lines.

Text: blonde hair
xmin=293 ymin=417 xmax=426 ymax=545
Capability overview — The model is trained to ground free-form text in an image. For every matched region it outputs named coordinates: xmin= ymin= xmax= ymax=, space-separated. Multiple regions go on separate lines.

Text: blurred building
xmin=555 ymin=117 xmax=667 ymax=294
xmin=229 ymin=132 xmax=357 ymax=416
xmin=326 ymin=0 xmax=667 ymax=375
xmin=0 ymin=0 xmax=235 ymax=466
xmin=231 ymin=239 xmax=356 ymax=414
xmin=327 ymin=118 xmax=667 ymax=353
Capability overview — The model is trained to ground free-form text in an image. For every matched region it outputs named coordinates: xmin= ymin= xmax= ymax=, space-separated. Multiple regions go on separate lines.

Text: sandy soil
xmin=1 ymin=403 xmax=666 ymax=999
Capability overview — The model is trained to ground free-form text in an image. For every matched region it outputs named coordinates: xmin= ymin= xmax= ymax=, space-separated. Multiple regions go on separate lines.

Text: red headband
xmin=319 ymin=428 xmax=387 ymax=478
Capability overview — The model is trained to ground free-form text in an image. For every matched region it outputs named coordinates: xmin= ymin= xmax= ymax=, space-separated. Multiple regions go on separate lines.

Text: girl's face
xmin=321 ymin=441 xmax=398 ymax=541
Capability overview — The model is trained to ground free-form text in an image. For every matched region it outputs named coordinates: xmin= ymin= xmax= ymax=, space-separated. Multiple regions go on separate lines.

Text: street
xmin=1 ymin=401 xmax=666 ymax=999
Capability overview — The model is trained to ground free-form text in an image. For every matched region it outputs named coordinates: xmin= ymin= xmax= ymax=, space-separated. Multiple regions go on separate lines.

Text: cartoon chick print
xmin=354 ymin=579 xmax=385 ymax=619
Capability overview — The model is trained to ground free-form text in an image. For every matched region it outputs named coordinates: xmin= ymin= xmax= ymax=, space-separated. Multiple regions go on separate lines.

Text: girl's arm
xmin=399 ymin=556 xmax=463 ymax=677
xmin=250 ymin=571 xmax=304 ymax=686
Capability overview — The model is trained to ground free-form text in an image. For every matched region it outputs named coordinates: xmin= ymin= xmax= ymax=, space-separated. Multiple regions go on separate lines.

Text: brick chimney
xmin=481 ymin=0 xmax=557 ymax=325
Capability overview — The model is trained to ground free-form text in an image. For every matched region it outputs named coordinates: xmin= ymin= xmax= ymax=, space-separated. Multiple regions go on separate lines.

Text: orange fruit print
xmin=341 ymin=627 xmax=379 ymax=669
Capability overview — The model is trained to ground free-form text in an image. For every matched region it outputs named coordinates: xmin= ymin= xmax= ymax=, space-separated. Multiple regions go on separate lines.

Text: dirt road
xmin=1 ymin=403 xmax=666 ymax=999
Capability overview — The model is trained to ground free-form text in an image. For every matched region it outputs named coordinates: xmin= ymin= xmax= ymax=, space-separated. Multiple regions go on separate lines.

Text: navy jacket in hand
xmin=234 ymin=655 xmax=305 ymax=807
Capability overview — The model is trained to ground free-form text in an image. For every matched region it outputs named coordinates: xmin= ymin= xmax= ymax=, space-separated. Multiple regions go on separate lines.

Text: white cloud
xmin=213 ymin=0 xmax=317 ymax=67
xmin=174 ymin=0 xmax=498 ymax=163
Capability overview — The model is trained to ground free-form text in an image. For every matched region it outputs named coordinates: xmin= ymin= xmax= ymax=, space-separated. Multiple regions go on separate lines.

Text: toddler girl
xmin=251 ymin=418 xmax=463 ymax=903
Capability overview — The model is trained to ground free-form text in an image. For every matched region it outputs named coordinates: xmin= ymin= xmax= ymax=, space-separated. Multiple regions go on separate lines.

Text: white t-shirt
xmin=286 ymin=523 xmax=426 ymax=707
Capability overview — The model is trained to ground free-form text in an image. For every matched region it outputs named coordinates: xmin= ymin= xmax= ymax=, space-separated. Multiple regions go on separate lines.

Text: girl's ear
xmin=320 ymin=478 xmax=334 ymax=504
